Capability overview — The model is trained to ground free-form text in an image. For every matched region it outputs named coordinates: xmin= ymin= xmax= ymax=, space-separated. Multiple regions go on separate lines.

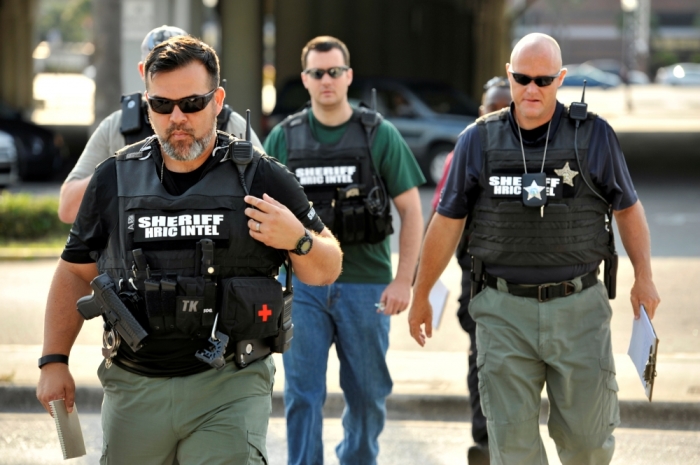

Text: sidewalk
xmin=2 ymin=256 xmax=700 ymax=430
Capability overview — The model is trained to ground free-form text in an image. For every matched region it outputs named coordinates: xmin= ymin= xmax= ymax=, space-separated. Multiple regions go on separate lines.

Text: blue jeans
xmin=283 ymin=277 xmax=392 ymax=465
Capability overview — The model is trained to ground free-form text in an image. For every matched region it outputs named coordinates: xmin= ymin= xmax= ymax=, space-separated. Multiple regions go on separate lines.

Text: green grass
xmin=0 ymin=235 xmax=68 ymax=249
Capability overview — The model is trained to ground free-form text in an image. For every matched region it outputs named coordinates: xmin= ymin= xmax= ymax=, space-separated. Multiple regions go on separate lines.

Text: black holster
xmin=470 ymin=256 xmax=484 ymax=299
xmin=604 ymin=252 xmax=618 ymax=299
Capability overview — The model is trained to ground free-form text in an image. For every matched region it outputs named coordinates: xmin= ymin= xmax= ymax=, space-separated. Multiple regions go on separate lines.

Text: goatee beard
xmin=160 ymin=122 xmax=216 ymax=162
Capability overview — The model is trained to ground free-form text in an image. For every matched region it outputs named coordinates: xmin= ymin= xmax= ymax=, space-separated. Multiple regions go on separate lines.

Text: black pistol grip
xmin=101 ymin=286 xmax=148 ymax=351
xmin=76 ymin=295 xmax=102 ymax=320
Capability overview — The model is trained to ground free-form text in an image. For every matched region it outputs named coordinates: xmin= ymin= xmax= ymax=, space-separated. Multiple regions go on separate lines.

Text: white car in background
xmin=0 ymin=130 xmax=19 ymax=189
xmin=655 ymin=63 xmax=700 ymax=86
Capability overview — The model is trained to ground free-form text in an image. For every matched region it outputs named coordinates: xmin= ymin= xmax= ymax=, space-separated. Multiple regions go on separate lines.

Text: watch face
xmin=299 ymin=238 xmax=312 ymax=253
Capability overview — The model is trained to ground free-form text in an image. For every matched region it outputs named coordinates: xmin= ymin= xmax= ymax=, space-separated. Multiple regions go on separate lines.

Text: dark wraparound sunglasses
xmin=509 ymin=71 xmax=562 ymax=87
xmin=147 ymin=88 xmax=217 ymax=114
xmin=303 ymin=66 xmax=349 ymax=80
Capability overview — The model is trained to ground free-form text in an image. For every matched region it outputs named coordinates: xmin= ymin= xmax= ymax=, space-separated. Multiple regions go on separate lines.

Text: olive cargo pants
xmin=97 ymin=355 xmax=275 ymax=465
xmin=470 ymin=279 xmax=620 ymax=465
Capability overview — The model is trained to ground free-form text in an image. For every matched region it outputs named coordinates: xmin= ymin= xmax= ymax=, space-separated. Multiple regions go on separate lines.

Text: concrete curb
xmin=4 ymin=386 xmax=698 ymax=430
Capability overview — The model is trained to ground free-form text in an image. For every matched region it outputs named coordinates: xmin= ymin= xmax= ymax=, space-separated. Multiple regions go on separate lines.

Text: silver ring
xmin=256 ymin=221 xmax=261 ymax=232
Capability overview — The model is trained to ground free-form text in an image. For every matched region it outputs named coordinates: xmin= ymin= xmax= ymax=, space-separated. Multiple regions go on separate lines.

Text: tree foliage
xmin=37 ymin=0 xmax=92 ymax=43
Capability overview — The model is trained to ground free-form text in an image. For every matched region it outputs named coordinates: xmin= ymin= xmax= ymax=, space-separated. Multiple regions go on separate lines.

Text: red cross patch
xmin=257 ymin=303 xmax=273 ymax=323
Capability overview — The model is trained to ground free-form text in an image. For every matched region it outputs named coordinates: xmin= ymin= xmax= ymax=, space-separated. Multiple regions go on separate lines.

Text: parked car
xmin=583 ymin=59 xmax=650 ymax=85
xmin=0 ymin=130 xmax=19 ymax=189
xmin=655 ymin=63 xmax=700 ymax=86
xmin=0 ymin=117 xmax=61 ymax=181
xmin=562 ymin=64 xmax=621 ymax=89
xmin=262 ymin=77 xmax=479 ymax=184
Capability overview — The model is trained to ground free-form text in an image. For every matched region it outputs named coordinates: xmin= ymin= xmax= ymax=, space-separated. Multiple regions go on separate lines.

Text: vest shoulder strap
xmin=476 ymin=107 xmax=509 ymax=126
xmin=281 ymin=107 xmax=309 ymax=130
xmin=115 ymin=135 xmax=158 ymax=161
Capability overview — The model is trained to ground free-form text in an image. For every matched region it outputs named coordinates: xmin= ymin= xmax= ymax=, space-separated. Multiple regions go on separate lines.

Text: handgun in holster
xmin=77 ymin=273 xmax=149 ymax=352
xmin=604 ymin=252 xmax=618 ymax=300
xmin=470 ymin=256 xmax=484 ymax=299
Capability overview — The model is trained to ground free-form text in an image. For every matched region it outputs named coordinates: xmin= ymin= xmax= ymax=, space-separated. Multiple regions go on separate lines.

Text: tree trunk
xmin=92 ymin=0 xmax=121 ymax=131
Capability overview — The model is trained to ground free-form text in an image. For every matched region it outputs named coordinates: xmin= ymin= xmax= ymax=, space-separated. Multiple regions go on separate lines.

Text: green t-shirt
xmin=264 ymin=109 xmax=425 ymax=284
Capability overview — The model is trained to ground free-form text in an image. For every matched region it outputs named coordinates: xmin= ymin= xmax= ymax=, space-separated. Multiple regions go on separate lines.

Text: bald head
xmin=510 ymin=33 xmax=562 ymax=72
xmin=505 ymin=33 xmax=566 ymax=129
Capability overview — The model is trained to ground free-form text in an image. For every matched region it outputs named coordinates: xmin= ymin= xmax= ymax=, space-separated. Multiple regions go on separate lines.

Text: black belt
xmin=485 ymin=270 xmax=598 ymax=302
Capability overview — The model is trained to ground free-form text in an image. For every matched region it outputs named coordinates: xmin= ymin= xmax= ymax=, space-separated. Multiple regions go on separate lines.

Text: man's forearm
xmin=289 ymin=228 xmax=342 ymax=286
xmin=614 ymin=200 xmax=652 ymax=279
xmin=58 ymin=176 xmax=92 ymax=224
xmin=413 ymin=214 xmax=466 ymax=300
xmin=42 ymin=260 xmax=96 ymax=356
xmin=395 ymin=200 xmax=424 ymax=285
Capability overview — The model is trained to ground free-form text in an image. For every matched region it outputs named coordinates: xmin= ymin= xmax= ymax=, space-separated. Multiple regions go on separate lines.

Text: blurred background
xmin=0 ymin=0 xmax=698 ymax=187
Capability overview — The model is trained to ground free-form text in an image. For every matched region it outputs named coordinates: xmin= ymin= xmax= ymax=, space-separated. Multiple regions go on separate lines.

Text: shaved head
xmin=510 ymin=33 xmax=562 ymax=71
xmin=506 ymin=33 xmax=566 ymax=129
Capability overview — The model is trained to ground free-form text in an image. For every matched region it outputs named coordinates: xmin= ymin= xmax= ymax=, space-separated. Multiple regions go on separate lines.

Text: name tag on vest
xmin=130 ymin=211 xmax=231 ymax=242
xmin=294 ymin=165 xmax=360 ymax=186
xmin=487 ymin=174 xmax=564 ymax=199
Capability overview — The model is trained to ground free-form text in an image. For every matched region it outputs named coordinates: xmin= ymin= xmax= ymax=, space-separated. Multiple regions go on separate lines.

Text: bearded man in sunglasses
xmin=57 ymin=25 xmax=264 ymax=225
xmin=409 ymin=33 xmax=659 ymax=465
xmin=264 ymin=36 xmax=425 ymax=465
xmin=37 ymin=36 xmax=342 ymax=464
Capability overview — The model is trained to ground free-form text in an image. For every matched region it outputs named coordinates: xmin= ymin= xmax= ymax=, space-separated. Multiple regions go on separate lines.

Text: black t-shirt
xmin=437 ymin=102 xmax=638 ymax=284
xmin=62 ymin=140 xmax=324 ymax=376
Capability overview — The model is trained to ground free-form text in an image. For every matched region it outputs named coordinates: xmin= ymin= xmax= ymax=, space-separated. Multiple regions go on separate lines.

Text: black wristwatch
xmin=290 ymin=229 xmax=313 ymax=255
xmin=38 ymin=354 xmax=69 ymax=369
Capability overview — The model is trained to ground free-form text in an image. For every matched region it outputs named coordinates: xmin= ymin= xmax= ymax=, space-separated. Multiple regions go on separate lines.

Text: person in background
xmin=429 ymin=75 xmax=511 ymax=465
xmin=264 ymin=36 xmax=425 ymax=465
xmin=58 ymin=25 xmax=263 ymax=224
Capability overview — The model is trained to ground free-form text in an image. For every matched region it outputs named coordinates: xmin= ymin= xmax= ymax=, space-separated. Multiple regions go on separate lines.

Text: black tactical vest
xmin=283 ymin=107 xmax=393 ymax=244
xmin=468 ymin=107 xmax=613 ymax=267
xmin=97 ymin=133 xmax=287 ymax=345
xmin=120 ymin=93 xmax=233 ymax=145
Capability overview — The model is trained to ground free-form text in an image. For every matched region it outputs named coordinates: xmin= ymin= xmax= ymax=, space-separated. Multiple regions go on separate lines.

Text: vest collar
xmin=507 ymin=101 xmax=565 ymax=147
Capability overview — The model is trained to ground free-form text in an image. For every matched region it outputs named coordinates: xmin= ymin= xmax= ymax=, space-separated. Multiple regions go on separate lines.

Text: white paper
xmin=429 ymin=279 xmax=450 ymax=330
xmin=627 ymin=305 xmax=658 ymax=389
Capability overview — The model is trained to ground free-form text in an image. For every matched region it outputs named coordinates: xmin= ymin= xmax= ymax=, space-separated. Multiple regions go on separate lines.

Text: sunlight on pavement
xmin=31 ymin=73 xmax=94 ymax=126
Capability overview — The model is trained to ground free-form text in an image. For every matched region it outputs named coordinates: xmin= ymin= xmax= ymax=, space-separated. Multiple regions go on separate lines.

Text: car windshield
xmin=404 ymin=82 xmax=478 ymax=116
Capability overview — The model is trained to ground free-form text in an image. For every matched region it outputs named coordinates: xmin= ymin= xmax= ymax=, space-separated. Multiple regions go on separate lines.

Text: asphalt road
xmin=1 ymin=413 xmax=699 ymax=465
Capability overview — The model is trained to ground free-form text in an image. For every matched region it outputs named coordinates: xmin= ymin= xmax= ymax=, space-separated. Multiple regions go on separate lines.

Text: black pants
xmin=457 ymin=252 xmax=488 ymax=445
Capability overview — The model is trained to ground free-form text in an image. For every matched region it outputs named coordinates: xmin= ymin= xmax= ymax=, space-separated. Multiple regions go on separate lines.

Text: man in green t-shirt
xmin=264 ymin=36 xmax=425 ymax=465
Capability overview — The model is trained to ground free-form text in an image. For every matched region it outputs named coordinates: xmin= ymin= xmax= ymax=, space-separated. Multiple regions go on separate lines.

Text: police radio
xmin=120 ymin=93 xmax=144 ymax=134
xmin=569 ymin=79 xmax=588 ymax=122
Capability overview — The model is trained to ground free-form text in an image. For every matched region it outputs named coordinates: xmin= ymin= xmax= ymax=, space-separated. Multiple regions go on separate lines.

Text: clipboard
xmin=627 ymin=305 xmax=659 ymax=401
xmin=429 ymin=278 xmax=450 ymax=330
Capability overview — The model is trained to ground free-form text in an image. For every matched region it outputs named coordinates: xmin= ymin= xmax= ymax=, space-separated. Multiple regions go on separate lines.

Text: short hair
xmin=483 ymin=76 xmax=510 ymax=91
xmin=144 ymin=36 xmax=220 ymax=90
xmin=301 ymin=36 xmax=350 ymax=69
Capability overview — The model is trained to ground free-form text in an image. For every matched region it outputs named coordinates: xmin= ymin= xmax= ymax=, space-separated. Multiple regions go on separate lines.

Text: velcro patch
xmin=131 ymin=210 xmax=231 ymax=242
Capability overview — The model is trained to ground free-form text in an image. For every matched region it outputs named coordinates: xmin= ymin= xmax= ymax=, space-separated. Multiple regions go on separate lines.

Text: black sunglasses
xmin=147 ymin=88 xmax=217 ymax=114
xmin=509 ymin=71 xmax=562 ymax=87
xmin=303 ymin=66 xmax=350 ymax=80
